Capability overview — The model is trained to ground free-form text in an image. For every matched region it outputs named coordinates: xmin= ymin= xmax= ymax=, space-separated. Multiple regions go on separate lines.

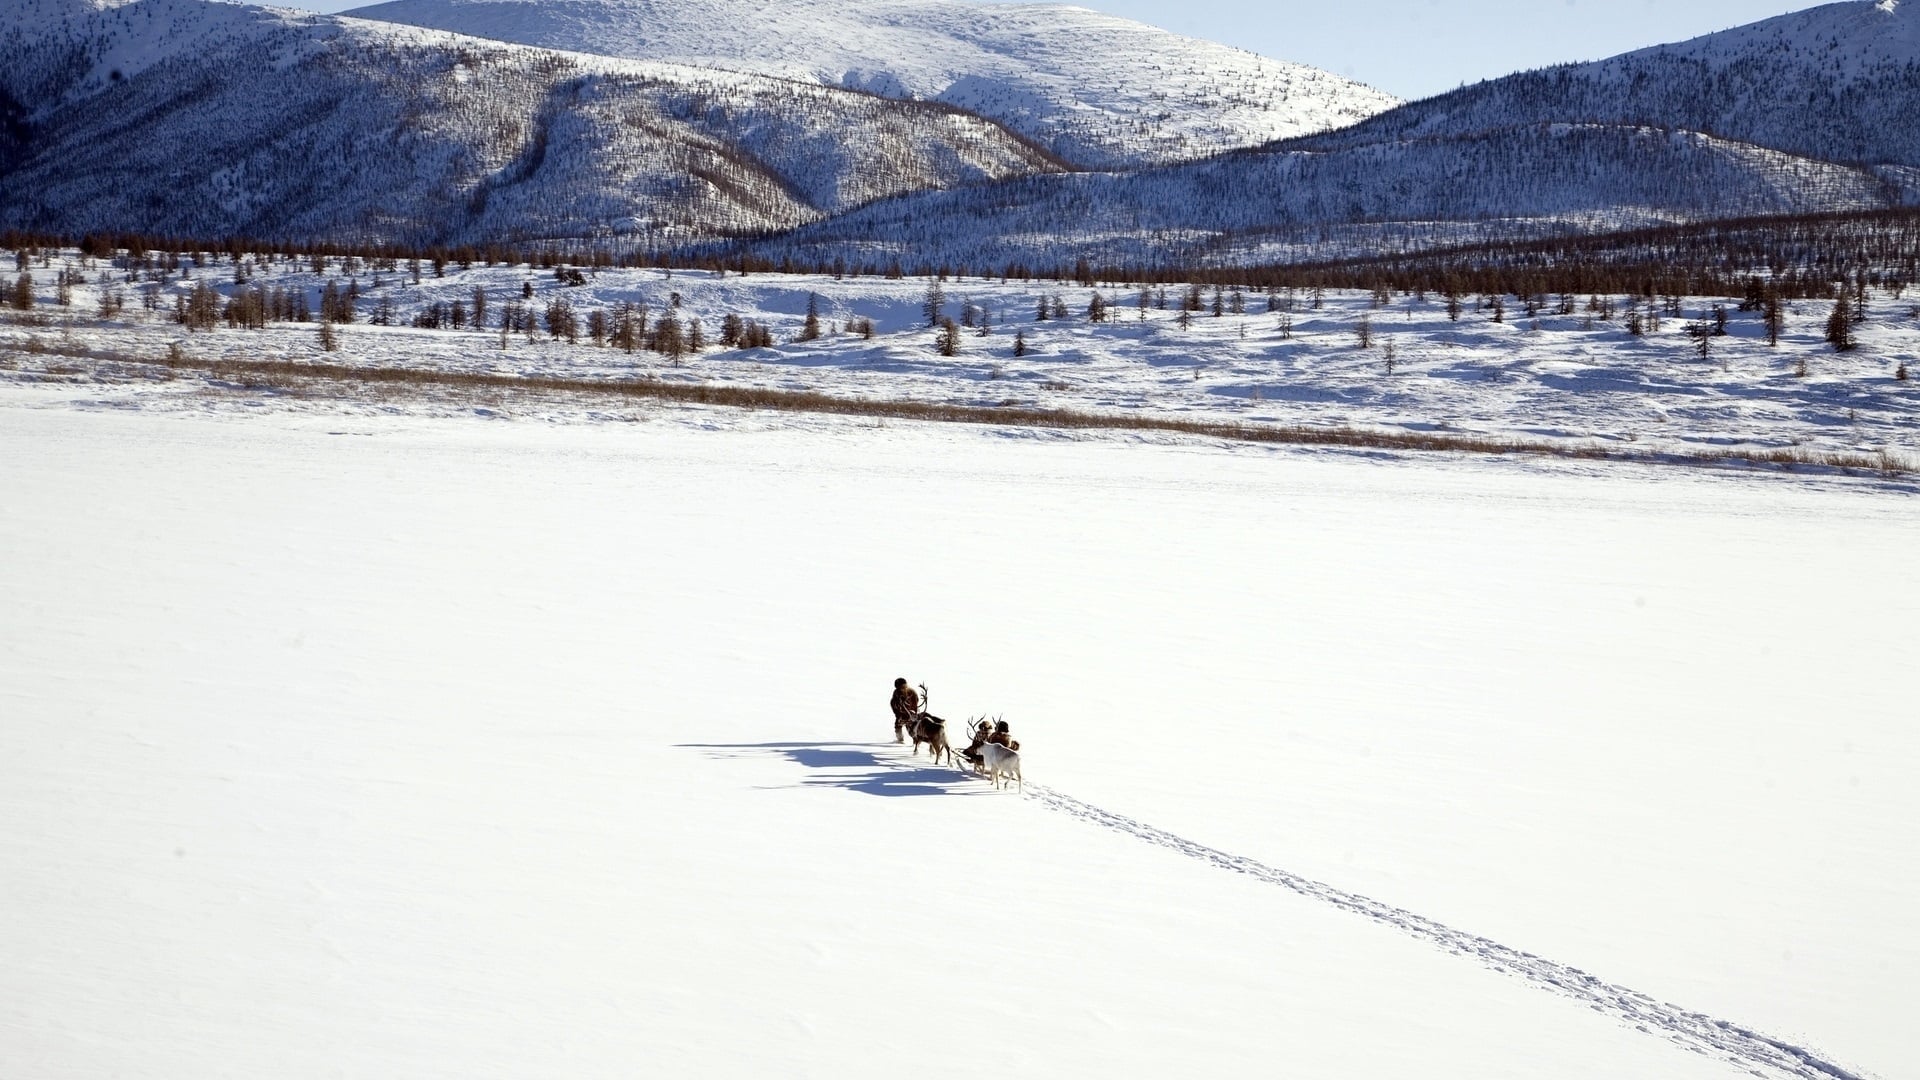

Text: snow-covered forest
xmin=1283 ymin=0 xmax=1920 ymax=169
xmin=2 ymin=241 xmax=1914 ymax=475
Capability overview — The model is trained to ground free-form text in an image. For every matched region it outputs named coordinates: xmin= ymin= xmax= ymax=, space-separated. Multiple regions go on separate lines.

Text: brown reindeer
xmin=960 ymin=716 xmax=994 ymax=775
xmin=906 ymin=684 xmax=953 ymax=765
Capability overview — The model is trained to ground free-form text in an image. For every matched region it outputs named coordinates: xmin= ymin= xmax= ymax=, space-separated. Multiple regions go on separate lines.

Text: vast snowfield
xmin=2 ymin=391 xmax=1915 ymax=1078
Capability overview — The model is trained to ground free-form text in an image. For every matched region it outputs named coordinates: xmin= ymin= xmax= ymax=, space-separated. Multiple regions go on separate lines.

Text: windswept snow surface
xmin=1 ymin=403 xmax=1915 ymax=1079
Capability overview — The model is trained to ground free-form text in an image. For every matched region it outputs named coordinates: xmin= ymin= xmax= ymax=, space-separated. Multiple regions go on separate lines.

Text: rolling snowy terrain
xmin=1 ymin=395 xmax=1914 ymax=1080
xmin=342 ymin=0 xmax=1401 ymax=168
xmin=0 ymin=0 xmax=1062 ymax=245
xmin=3 ymin=247 xmax=1916 ymax=472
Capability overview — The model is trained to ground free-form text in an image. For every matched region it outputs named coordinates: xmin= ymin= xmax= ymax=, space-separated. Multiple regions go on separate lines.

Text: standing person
xmin=890 ymin=678 xmax=920 ymax=743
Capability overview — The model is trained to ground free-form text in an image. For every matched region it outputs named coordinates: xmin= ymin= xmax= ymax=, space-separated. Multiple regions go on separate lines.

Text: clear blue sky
xmin=296 ymin=0 xmax=1832 ymax=100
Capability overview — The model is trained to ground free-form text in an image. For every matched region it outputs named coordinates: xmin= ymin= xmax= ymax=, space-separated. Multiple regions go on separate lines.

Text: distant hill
xmin=1280 ymin=0 xmax=1920 ymax=168
xmin=712 ymin=0 xmax=1920 ymax=268
xmin=343 ymin=0 xmax=1403 ymax=168
xmin=6 ymin=0 xmax=1916 ymax=264
xmin=0 ymin=0 xmax=1063 ymax=245
xmin=726 ymin=124 xmax=1918 ymax=270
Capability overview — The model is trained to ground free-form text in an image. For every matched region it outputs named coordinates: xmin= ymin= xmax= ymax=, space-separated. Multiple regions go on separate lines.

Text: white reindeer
xmin=977 ymin=741 xmax=1022 ymax=792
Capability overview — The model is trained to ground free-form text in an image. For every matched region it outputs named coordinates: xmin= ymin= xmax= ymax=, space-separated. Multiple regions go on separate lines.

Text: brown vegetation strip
xmin=26 ymin=343 xmax=1916 ymax=477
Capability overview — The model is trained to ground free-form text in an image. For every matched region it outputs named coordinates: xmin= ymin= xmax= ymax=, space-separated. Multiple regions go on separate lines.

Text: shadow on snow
xmin=678 ymin=740 xmax=979 ymax=798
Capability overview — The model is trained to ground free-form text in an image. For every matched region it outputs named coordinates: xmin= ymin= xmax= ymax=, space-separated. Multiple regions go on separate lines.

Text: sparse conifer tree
xmin=922 ymin=281 xmax=945 ymax=327
xmin=1684 ymin=320 xmax=1713 ymax=359
xmin=1826 ymin=293 xmax=1856 ymax=351
xmin=545 ymin=297 xmax=578 ymax=343
xmin=612 ymin=302 xmax=640 ymax=353
xmin=800 ymin=293 xmax=822 ymax=341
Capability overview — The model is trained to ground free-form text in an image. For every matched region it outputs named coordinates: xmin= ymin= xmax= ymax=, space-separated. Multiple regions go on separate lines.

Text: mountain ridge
xmin=341 ymin=0 xmax=1403 ymax=168
xmin=1278 ymin=0 xmax=1920 ymax=168
xmin=0 ymin=0 xmax=1066 ymax=245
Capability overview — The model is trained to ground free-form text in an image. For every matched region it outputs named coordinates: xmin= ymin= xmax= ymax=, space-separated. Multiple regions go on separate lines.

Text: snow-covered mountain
xmin=1282 ymin=0 xmax=1920 ymax=168
xmin=8 ymin=0 xmax=1916 ymax=261
xmin=0 ymin=0 xmax=1062 ymax=245
xmin=725 ymin=124 xmax=1920 ymax=269
xmin=708 ymin=0 xmax=1920 ymax=267
xmin=341 ymin=0 xmax=1403 ymax=169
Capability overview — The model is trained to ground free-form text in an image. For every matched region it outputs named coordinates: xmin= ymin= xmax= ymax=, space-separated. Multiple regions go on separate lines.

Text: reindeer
xmin=978 ymin=741 xmax=1023 ymax=792
xmin=959 ymin=716 xmax=995 ymax=775
xmin=905 ymin=684 xmax=953 ymax=765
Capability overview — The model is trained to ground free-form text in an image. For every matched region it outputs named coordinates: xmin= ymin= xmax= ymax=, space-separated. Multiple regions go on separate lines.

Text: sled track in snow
xmin=1024 ymin=782 xmax=1864 ymax=1080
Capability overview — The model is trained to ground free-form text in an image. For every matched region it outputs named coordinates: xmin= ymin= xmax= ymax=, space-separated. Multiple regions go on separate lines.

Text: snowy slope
xmin=1284 ymin=0 xmax=1920 ymax=168
xmin=0 ymin=0 xmax=1062 ymax=245
xmin=700 ymin=0 xmax=1920 ymax=265
xmin=342 ymin=0 xmax=1402 ymax=168
xmin=733 ymin=124 xmax=1918 ymax=268
xmin=1 ymin=402 xmax=1912 ymax=1080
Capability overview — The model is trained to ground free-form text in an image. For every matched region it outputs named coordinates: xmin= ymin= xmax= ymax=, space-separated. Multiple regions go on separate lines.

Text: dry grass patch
xmin=33 ymin=347 xmax=1919 ymax=479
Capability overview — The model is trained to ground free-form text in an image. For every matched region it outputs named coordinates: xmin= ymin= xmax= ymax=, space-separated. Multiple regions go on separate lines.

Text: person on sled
xmin=988 ymin=718 xmax=1020 ymax=752
xmin=961 ymin=717 xmax=1019 ymax=771
xmin=890 ymin=678 xmax=921 ymax=743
